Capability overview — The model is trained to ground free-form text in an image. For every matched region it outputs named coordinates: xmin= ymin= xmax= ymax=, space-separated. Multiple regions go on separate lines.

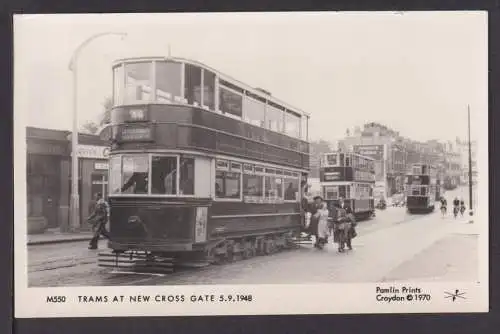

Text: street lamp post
xmin=68 ymin=32 xmax=127 ymax=232
xmin=467 ymin=104 xmax=474 ymax=223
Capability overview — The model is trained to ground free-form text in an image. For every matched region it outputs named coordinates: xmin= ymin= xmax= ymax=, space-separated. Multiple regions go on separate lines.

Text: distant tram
xmin=404 ymin=163 xmax=441 ymax=214
xmin=99 ymin=56 xmax=310 ymax=271
xmin=319 ymin=151 xmax=375 ymax=220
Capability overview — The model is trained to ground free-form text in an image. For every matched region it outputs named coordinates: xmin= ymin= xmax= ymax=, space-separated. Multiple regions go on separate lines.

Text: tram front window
xmin=151 ymin=156 xmax=177 ymax=195
xmin=156 ymin=61 xmax=182 ymax=102
xmin=124 ymin=62 xmax=153 ymax=104
xmin=121 ymin=155 xmax=149 ymax=194
xmin=326 ymin=154 xmax=337 ymax=166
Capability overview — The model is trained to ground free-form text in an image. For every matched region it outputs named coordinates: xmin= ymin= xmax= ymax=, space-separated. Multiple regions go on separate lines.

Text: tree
xmin=79 ymin=97 xmax=113 ymax=134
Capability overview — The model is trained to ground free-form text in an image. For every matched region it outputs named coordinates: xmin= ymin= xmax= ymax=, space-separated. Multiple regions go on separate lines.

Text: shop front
xmin=74 ymin=143 xmax=110 ymax=230
xmin=26 ymin=127 xmax=70 ymax=234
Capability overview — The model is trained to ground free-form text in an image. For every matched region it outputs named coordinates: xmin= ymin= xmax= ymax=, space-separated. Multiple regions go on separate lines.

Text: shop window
xmin=184 ymin=64 xmax=202 ymax=105
xmin=124 ymin=62 xmax=153 ymax=104
xmin=151 ymin=156 xmax=177 ymax=195
xmin=215 ymin=170 xmax=241 ymax=199
xmin=179 ymin=157 xmax=195 ymax=195
xmin=156 ymin=61 xmax=181 ymax=102
xmin=243 ymin=174 xmax=263 ymax=197
xmin=121 ymin=155 xmax=149 ymax=194
xmin=203 ymin=70 xmax=215 ymax=110
xmin=264 ymin=176 xmax=283 ymax=199
xmin=219 ymin=87 xmax=243 ymax=118
xmin=283 ymin=178 xmax=299 ymax=201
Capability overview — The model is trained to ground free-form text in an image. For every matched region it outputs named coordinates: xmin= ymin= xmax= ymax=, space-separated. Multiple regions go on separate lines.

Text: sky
xmin=14 ymin=12 xmax=487 ymax=143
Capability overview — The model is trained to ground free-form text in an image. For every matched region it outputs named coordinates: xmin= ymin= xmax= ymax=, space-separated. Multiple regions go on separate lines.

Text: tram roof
xmin=112 ymin=56 xmax=311 ymax=118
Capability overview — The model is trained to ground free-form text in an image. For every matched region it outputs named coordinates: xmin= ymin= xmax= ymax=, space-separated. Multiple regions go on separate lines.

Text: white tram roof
xmin=112 ymin=56 xmax=310 ymax=118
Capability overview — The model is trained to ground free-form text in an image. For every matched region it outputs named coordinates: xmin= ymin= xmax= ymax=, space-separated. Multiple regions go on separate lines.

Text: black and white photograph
xmin=14 ymin=12 xmax=488 ymax=317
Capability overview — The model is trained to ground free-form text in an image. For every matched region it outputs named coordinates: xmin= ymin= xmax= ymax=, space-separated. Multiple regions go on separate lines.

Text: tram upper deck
xmin=108 ymin=57 xmax=310 ymax=171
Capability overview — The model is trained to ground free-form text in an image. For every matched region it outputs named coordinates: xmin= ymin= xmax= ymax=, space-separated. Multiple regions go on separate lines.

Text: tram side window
xmin=156 ymin=61 xmax=181 ymax=102
xmin=124 ymin=62 xmax=153 ymax=104
xmin=179 ymin=157 xmax=195 ymax=195
xmin=151 ymin=156 xmax=177 ymax=195
xmin=121 ymin=155 xmax=149 ymax=194
xmin=109 ymin=156 xmax=122 ymax=195
xmin=219 ymin=87 xmax=243 ymax=118
xmin=113 ymin=65 xmax=124 ymax=106
xmin=265 ymin=175 xmax=283 ymax=200
xmin=243 ymin=96 xmax=265 ymax=127
xmin=420 ymin=186 xmax=427 ymax=196
xmin=338 ymin=185 xmax=346 ymax=199
xmin=266 ymin=104 xmax=283 ymax=133
xmin=203 ymin=70 xmax=215 ymax=110
xmin=184 ymin=64 xmax=202 ymax=106
xmin=324 ymin=186 xmax=338 ymax=200
xmin=284 ymin=110 xmax=301 ymax=138
xmin=215 ymin=171 xmax=241 ymax=199
xmin=411 ymin=186 xmax=420 ymax=196
xmin=284 ymin=178 xmax=299 ymax=201
xmin=243 ymin=174 xmax=263 ymax=197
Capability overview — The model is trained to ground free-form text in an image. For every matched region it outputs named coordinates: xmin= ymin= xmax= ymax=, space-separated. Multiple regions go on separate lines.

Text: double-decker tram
xmin=319 ymin=152 xmax=375 ymax=220
xmin=404 ymin=163 xmax=441 ymax=214
xmin=98 ymin=56 xmax=310 ymax=272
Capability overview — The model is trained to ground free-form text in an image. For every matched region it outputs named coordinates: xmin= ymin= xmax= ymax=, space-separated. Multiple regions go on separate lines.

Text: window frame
xmin=109 ymin=153 xmax=198 ymax=198
xmin=214 ymin=159 xmax=243 ymax=202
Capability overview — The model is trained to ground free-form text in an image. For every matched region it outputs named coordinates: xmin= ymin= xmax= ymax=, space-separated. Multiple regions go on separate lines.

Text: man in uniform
xmin=87 ymin=193 xmax=111 ymax=250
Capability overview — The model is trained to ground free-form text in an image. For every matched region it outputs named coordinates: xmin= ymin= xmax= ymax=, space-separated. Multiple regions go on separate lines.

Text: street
xmin=28 ymin=187 xmax=479 ymax=287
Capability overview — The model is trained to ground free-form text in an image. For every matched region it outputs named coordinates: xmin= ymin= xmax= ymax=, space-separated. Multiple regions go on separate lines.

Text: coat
xmin=316 ymin=208 xmax=330 ymax=239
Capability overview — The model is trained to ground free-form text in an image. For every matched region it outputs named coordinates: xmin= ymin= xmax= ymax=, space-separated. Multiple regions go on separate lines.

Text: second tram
xmin=319 ymin=151 xmax=375 ymax=220
xmin=98 ymin=56 xmax=311 ymax=271
xmin=404 ymin=163 xmax=441 ymax=214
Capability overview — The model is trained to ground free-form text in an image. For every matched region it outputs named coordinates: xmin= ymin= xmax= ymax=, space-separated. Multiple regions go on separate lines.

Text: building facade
xmin=339 ymin=123 xmax=464 ymax=198
xmin=26 ymin=127 xmax=109 ymax=234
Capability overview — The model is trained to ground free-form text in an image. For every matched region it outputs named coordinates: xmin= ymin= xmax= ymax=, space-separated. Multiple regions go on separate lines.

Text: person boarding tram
xmin=86 ymin=193 xmax=111 ymax=250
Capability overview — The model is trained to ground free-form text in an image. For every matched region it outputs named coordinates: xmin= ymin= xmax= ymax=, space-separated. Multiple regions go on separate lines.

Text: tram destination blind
xmin=120 ymin=125 xmax=153 ymax=142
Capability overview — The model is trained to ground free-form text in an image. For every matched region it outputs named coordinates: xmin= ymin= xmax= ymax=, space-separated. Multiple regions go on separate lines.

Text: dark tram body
xmin=404 ymin=163 xmax=440 ymax=214
xmin=99 ymin=57 xmax=310 ymax=268
xmin=319 ymin=152 xmax=375 ymax=220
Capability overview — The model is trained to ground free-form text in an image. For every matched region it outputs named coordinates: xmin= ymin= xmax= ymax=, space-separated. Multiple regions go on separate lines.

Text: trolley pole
xmin=467 ymin=104 xmax=474 ymax=223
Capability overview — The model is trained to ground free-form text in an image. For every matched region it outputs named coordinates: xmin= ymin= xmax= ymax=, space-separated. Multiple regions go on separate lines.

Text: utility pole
xmin=468 ymin=104 xmax=474 ymax=222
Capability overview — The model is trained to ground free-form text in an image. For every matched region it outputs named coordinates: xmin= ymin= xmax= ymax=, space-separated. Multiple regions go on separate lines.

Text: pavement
xmin=27 ymin=228 xmax=95 ymax=246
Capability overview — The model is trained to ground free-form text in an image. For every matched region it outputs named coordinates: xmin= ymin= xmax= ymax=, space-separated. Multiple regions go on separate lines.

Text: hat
xmin=313 ymin=196 xmax=323 ymax=201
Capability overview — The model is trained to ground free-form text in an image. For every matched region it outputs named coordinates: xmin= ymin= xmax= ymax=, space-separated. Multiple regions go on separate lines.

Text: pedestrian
xmin=315 ymin=202 xmax=330 ymax=250
xmin=308 ymin=196 xmax=322 ymax=246
xmin=86 ymin=193 xmax=111 ymax=250
xmin=344 ymin=205 xmax=357 ymax=250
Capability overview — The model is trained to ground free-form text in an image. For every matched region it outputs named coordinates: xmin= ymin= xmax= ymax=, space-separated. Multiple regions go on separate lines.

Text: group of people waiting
xmin=302 ymin=195 xmax=357 ymax=252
